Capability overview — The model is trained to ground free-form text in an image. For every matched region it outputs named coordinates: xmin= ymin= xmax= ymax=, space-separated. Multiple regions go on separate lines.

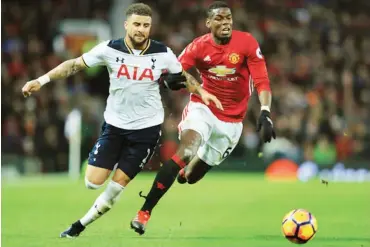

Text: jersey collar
xmin=123 ymin=38 xmax=151 ymax=55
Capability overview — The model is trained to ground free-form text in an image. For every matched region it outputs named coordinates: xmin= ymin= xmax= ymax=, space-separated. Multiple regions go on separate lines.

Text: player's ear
xmin=206 ymin=19 xmax=211 ymax=28
xmin=124 ymin=21 xmax=128 ymax=30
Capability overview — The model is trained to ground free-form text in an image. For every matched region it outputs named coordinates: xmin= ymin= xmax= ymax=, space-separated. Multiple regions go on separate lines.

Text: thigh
xmin=117 ymin=124 xmax=161 ymax=179
xmin=178 ymin=102 xmax=214 ymax=144
xmin=197 ymin=121 xmax=243 ymax=166
xmin=88 ymin=122 xmax=124 ymax=171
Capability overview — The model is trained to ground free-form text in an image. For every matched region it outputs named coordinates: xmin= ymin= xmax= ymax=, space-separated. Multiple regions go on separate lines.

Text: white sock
xmin=80 ymin=180 xmax=124 ymax=226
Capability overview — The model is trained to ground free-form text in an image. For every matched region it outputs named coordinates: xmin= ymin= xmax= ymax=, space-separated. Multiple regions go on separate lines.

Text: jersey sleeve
xmin=178 ymin=41 xmax=198 ymax=71
xmin=81 ymin=41 xmax=109 ymax=67
xmin=244 ymin=34 xmax=271 ymax=94
xmin=164 ymin=47 xmax=183 ymax=74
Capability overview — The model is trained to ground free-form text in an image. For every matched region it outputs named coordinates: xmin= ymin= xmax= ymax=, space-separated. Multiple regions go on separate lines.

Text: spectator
xmin=2 ymin=0 xmax=369 ymax=174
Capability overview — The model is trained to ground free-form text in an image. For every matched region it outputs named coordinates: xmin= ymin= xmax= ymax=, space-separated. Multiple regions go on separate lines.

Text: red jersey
xmin=178 ymin=30 xmax=271 ymax=122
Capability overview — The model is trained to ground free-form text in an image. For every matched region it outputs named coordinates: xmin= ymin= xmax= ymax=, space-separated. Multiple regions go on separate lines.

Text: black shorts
xmin=88 ymin=122 xmax=161 ymax=179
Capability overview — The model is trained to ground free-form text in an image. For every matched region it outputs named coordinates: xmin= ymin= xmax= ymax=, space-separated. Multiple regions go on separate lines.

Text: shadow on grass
xmin=254 ymin=235 xmax=370 ymax=242
xmin=131 ymin=234 xmax=370 ymax=243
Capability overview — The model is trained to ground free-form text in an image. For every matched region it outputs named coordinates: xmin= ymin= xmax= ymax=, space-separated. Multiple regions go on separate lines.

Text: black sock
xmin=73 ymin=220 xmax=85 ymax=230
xmin=141 ymin=159 xmax=182 ymax=213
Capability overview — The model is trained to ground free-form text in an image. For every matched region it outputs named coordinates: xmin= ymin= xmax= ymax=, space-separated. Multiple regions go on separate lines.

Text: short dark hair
xmin=125 ymin=3 xmax=152 ymax=18
xmin=207 ymin=1 xmax=230 ymax=17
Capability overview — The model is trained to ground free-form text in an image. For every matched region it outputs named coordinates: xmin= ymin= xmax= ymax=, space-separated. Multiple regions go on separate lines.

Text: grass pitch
xmin=2 ymin=172 xmax=370 ymax=247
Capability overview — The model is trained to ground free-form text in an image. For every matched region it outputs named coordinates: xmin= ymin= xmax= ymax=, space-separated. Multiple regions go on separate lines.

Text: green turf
xmin=2 ymin=172 xmax=370 ymax=247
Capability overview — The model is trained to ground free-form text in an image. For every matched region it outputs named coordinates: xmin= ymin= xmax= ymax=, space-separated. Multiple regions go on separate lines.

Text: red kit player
xmin=130 ymin=1 xmax=276 ymax=235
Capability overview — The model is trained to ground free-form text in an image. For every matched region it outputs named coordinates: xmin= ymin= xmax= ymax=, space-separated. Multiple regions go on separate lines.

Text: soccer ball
xmin=282 ymin=209 xmax=318 ymax=244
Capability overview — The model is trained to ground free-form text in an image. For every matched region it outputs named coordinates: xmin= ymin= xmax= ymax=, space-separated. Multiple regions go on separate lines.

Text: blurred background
xmin=2 ymin=0 xmax=370 ymax=182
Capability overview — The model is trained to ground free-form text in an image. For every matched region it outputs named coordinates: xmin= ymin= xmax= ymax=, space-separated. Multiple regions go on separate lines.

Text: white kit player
xmin=21 ymin=3 xmax=221 ymax=238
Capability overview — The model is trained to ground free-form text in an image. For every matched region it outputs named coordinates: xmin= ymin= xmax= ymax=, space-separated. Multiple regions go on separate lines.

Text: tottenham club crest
xmin=228 ymin=53 xmax=240 ymax=64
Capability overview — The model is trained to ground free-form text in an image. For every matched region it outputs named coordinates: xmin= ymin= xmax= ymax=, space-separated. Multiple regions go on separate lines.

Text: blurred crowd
xmin=148 ymin=0 xmax=370 ymax=166
xmin=2 ymin=0 xmax=370 ymax=173
xmin=2 ymin=0 xmax=112 ymax=172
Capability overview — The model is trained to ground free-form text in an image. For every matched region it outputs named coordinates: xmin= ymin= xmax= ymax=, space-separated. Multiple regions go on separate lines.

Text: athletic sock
xmin=141 ymin=157 xmax=184 ymax=213
xmin=80 ymin=181 xmax=124 ymax=226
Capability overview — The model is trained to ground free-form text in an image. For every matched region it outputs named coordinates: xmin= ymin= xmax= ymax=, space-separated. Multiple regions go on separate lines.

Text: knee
xmin=84 ymin=165 xmax=110 ymax=189
xmin=180 ymin=147 xmax=197 ymax=163
xmin=84 ymin=176 xmax=104 ymax=190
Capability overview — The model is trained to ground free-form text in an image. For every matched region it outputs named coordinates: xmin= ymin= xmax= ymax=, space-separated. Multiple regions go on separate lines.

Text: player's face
xmin=125 ymin=14 xmax=152 ymax=48
xmin=207 ymin=8 xmax=233 ymax=43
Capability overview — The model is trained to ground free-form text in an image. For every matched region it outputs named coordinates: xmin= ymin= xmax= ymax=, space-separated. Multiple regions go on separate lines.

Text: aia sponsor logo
xmin=116 ymin=64 xmax=154 ymax=81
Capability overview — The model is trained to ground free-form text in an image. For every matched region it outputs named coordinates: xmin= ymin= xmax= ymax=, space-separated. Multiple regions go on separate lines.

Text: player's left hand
xmin=199 ymin=88 xmax=224 ymax=111
xmin=257 ymin=110 xmax=276 ymax=143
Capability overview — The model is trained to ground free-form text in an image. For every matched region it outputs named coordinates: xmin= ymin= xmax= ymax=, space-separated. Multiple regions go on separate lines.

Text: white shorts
xmin=178 ymin=102 xmax=243 ymax=166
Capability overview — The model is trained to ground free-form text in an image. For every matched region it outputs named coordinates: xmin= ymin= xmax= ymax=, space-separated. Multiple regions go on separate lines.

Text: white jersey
xmin=82 ymin=38 xmax=183 ymax=129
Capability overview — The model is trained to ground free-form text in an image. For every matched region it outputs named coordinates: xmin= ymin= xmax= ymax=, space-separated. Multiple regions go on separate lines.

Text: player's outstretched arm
xmin=183 ymin=71 xmax=223 ymax=110
xmin=162 ymin=70 xmax=223 ymax=110
xmin=243 ymin=33 xmax=276 ymax=142
xmin=22 ymin=56 xmax=87 ymax=97
xmin=182 ymin=70 xmax=201 ymax=94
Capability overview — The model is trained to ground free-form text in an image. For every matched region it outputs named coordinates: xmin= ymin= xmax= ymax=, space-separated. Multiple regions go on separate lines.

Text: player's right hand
xmin=22 ymin=80 xmax=42 ymax=97
xmin=199 ymin=88 xmax=224 ymax=111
